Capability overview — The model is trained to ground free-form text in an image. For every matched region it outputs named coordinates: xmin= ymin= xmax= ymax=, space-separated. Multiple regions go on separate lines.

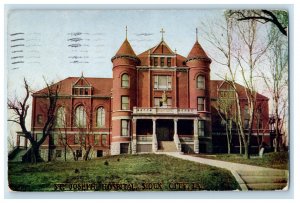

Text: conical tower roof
xmin=186 ymin=41 xmax=211 ymax=63
xmin=111 ymin=35 xmax=140 ymax=63
xmin=115 ymin=39 xmax=137 ymax=57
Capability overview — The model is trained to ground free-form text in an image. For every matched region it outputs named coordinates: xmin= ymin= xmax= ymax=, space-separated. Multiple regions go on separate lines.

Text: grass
xmin=195 ymin=152 xmax=289 ymax=170
xmin=8 ymin=154 xmax=240 ymax=191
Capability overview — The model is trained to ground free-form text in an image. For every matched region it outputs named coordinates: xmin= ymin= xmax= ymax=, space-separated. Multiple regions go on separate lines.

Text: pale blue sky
xmin=7 ymin=9 xmax=225 ymax=96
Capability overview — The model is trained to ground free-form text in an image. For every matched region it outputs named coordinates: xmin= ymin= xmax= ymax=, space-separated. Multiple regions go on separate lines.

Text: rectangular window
xmin=244 ymin=119 xmax=249 ymax=129
xmin=120 ymin=143 xmax=129 ymax=154
xmin=37 ymin=114 xmax=43 ymax=124
xmin=167 ymin=57 xmax=171 ymax=67
xmin=84 ymin=88 xmax=89 ymax=95
xmin=121 ymin=120 xmax=130 ymax=136
xmin=154 ymin=57 xmax=158 ymax=66
xmin=154 ymin=97 xmax=172 ymax=107
xmin=198 ymin=120 xmax=205 ymax=137
xmin=94 ymin=135 xmax=99 ymax=145
xmin=160 ymin=57 xmax=165 ymax=67
xmin=53 ymin=134 xmax=58 ymax=145
xmin=56 ymin=150 xmax=62 ymax=158
xmin=197 ymin=97 xmax=205 ymax=111
xmin=153 ymin=76 xmax=172 ymax=90
xmin=121 ymin=96 xmax=129 ymax=110
xmin=80 ymin=88 xmax=83 ymax=95
xmin=197 ymin=75 xmax=205 ymax=89
xmin=97 ymin=150 xmax=103 ymax=157
xmin=102 ymin=134 xmax=107 ymax=145
xmin=36 ymin=133 xmax=43 ymax=142
xmin=74 ymin=134 xmax=80 ymax=144
xmin=76 ymin=150 xmax=82 ymax=157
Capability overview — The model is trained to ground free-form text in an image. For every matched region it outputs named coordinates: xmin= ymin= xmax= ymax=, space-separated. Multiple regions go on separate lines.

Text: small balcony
xmin=133 ymin=107 xmax=197 ymax=115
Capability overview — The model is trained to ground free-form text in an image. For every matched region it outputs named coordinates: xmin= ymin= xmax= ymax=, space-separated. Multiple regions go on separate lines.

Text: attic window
xmin=154 ymin=57 xmax=158 ymax=66
xmin=167 ymin=57 xmax=171 ymax=67
xmin=160 ymin=57 xmax=165 ymax=67
xmin=72 ymin=87 xmax=91 ymax=96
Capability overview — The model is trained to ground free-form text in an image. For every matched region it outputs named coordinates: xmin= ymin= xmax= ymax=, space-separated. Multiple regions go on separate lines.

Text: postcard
xmin=6 ymin=7 xmax=289 ymax=192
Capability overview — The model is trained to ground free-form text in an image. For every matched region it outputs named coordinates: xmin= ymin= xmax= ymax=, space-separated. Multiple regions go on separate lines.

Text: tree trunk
xmin=226 ymin=123 xmax=231 ymax=154
xmin=30 ymin=143 xmax=42 ymax=163
xmin=83 ymin=146 xmax=92 ymax=161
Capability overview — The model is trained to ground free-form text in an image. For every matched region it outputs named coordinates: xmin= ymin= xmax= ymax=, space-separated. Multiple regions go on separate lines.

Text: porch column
xmin=174 ymin=119 xmax=178 ymax=136
xmin=194 ymin=118 xmax=199 ymax=154
xmin=132 ymin=119 xmax=137 ymax=154
xmin=173 ymin=119 xmax=181 ymax=152
xmin=152 ymin=118 xmax=157 ymax=152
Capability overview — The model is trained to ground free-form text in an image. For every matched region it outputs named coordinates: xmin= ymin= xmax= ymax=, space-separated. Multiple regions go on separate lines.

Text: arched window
xmin=121 ymin=74 xmax=129 ymax=88
xmin=196 ymin=75 xmax=205 ymax=89
xmin=96 ymin=107 xmax=105 ymax=127
xmin=75 ymin=105 xmax=86 ymax=127
xmin=56 ymin=106 xmax=65 ymax=127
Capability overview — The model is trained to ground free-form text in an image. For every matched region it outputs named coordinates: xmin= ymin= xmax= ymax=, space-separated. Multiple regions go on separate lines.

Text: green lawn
xmin=8 ymin=154 xmax=239 ymax=191
xmin=195 ymin=152 xmax=289 ymax=170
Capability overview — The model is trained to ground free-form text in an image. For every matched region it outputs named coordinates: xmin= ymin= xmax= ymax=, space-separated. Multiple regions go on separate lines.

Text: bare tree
xmin=214 ymin=83 xmax=237 ymax=154
xmin=228 ymin=10 xmax=288 ymax=36
xmin=200 ymin=11 xmax=272 ymax=158
xmin=55 ymin=104 xmax=78 ymax=161
xmin=74 ymin=102 xmax=97 ymax=161
xmin=261 ymin=29 xmax=288 ymax=152
xmin=8 ymin=78 xmax=60 ymax=163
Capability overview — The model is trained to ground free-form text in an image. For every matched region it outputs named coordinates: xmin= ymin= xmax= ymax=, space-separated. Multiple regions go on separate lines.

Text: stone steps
xmin=246 ymin=183 xmax=287 ymax=190
xmin=158 ymin=141 xmax=178 ymax=152
xmin=237 ymin=170 xmax=288 ymax=190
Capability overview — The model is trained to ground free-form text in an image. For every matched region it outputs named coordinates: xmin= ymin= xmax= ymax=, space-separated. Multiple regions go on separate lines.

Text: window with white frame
xmin=154 ymin=75 xmax=172 ymax=90
xmin=56 ymin=106 xmax=65 ymax=127
xmin=121 ymin=74 xmax=129 ymax=88
xmin=197 ymin=97 xmax=205 ymax=111
xmin=96 ymin=107 xmax=105 ymax=127
xmin=121 ymin=96 xmax=129 ymax=110
xmin=198 ymin=120 xmax=205 ymax=137
xmin=75 ymin=105 xmax=86 ymax=127
xmin=196 ymin=75 xmax=205 ymax=89
xmin=154 ymin=97 xmax=172 ymax=107
xmin=121 ymin=120 xmax=130 ymax=136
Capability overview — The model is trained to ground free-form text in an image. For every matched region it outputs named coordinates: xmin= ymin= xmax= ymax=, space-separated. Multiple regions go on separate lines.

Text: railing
xmin=133 ymin=107 xmax=197 ymax=115
xmin=178 ymin=135 xmax=194 ymax=142
xmin=136 ymin=135 xmax=152 ymax=142
xmin=174 ymin=134 xmax=182 ymax=152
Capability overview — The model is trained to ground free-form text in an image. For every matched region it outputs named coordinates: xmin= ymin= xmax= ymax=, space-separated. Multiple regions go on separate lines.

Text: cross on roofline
xmin=160 ymin=28 xmax=165 ymax=41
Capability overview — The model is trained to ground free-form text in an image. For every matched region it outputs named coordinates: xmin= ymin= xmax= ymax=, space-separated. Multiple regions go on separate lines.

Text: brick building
xmin=14 ymin=30 xmax=271 ymax=161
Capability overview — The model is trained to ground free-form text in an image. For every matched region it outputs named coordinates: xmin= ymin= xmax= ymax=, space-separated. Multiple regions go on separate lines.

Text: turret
xmin=186 ymin=28 xmax=212 ymax=153
xmin=110 ymin=27 xmax=140 ymax=155
xmin=186 ymin=30 xmax=212 ymax=112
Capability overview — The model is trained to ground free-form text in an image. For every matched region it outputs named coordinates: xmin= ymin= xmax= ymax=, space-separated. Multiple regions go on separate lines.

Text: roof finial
xmin=174 ymin=48 xmax=177 ymax=54
xmin=125 ymin=25 xmax=128 ymax=39
xmin=196 ymin=28 xmax=198 ymax=42
xmin=160 ymin=28 xmax=165 ymax=41
xmin=81 ymin=71 xmax=84 ymax=78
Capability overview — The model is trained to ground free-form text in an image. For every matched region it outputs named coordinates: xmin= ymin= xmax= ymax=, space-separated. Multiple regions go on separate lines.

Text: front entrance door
xmin=156 ymin=119 xmax=174 ymax=141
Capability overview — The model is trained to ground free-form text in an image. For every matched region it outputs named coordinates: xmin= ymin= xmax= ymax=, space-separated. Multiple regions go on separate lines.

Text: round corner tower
xmin=186 ymin=39 xmax=213 ymax=153
xmin=110 ymin=37 xmax=140 ymax=155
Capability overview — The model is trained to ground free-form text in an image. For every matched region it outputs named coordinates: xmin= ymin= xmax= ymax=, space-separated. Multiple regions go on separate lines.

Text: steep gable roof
xmin=210 ymin=80 xmax=269 ymax=100
xmin=33 ymin=77 xmax=113 ymax=97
